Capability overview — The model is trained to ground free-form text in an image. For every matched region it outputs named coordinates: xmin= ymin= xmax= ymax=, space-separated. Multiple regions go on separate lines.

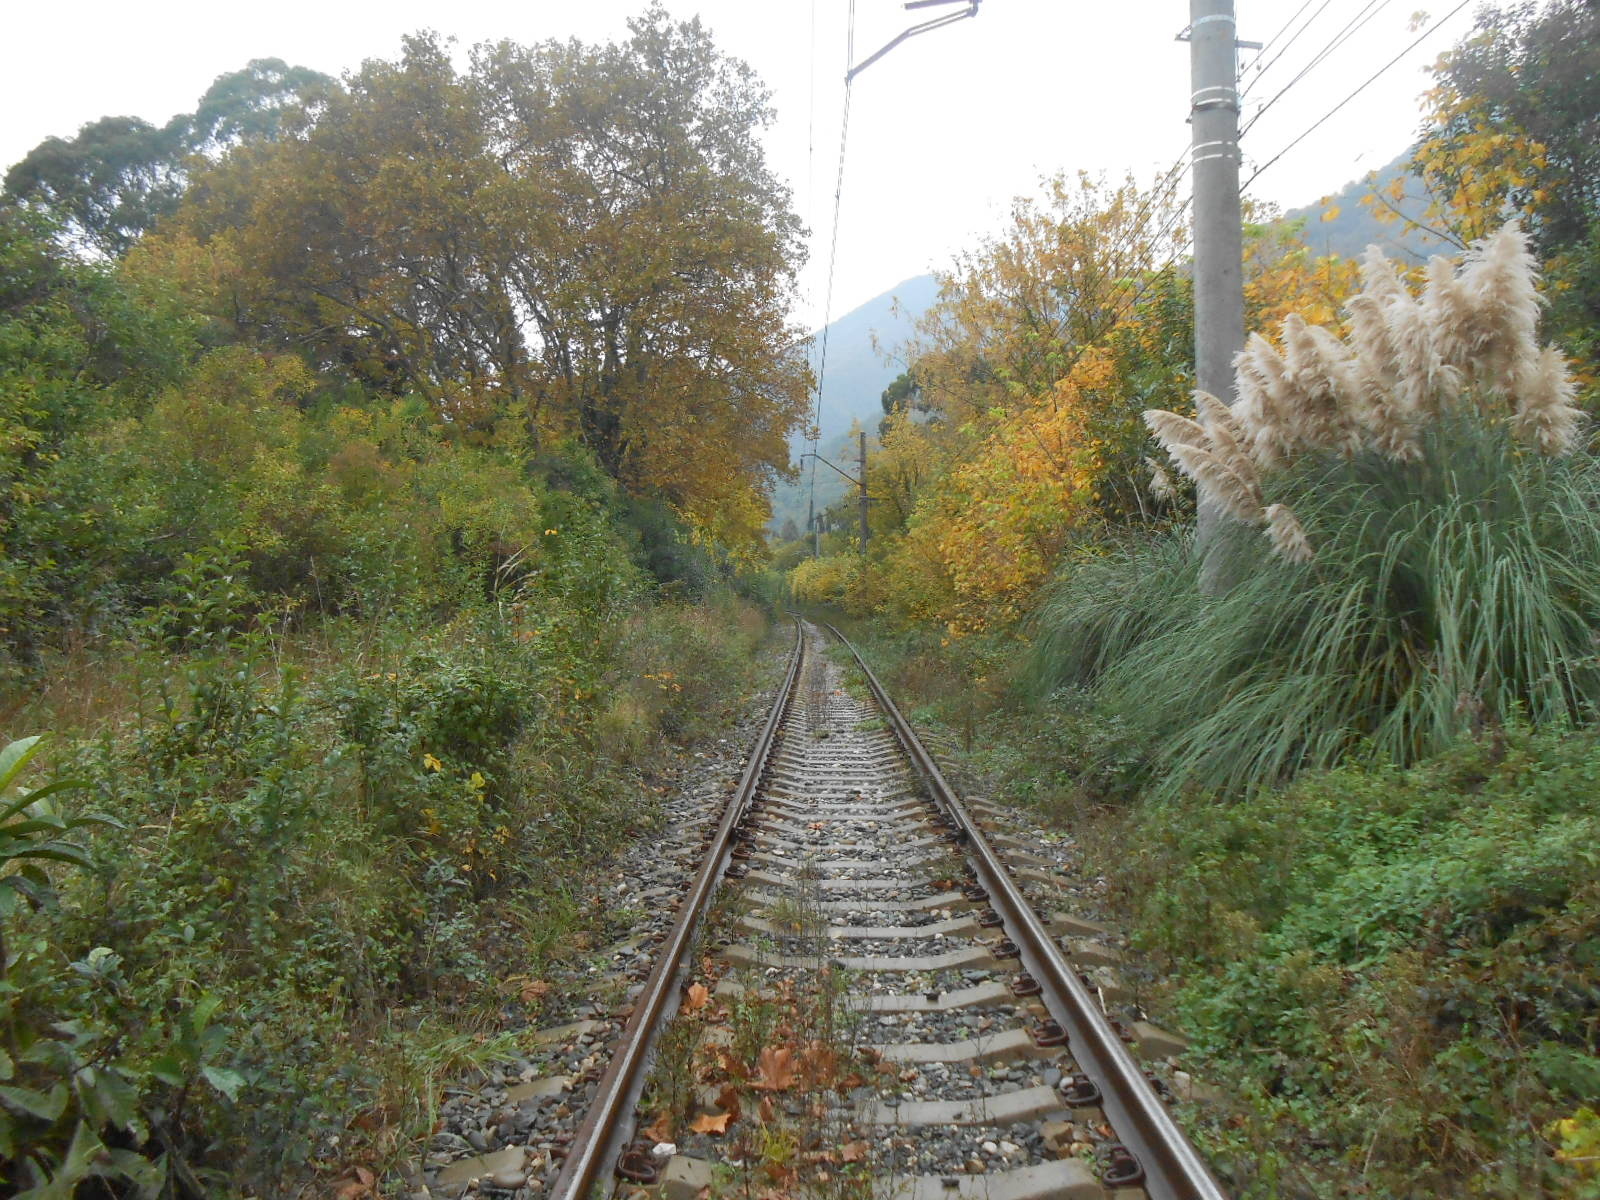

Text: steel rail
xmin=548 ymin=619 xmax=805 ymax=1200
xmin=822 ymin=622 xmax=1230 ymax=1200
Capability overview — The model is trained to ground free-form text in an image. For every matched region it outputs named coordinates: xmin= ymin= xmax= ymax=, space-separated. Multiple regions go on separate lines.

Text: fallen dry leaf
xmin=684 ymin=982 xmax=711 ymax=1014
xmin=800 ymin=1039 xmax=837 ymax=1085
xmin=841 ymin=1140 xmax=870 ymax=1163
xmin=753 ymin=1045 xmax=797 ymax=1091
xmin=758 ymin=1096 xmax=776 ymax=1123
xmin=715 ymin=1084 xmax=743 ymax=1122
xmin=715 ymin=1045 xmax=745 ymax=1080
xmin=642 ymin=1111 xmax=674 ymax=1143
xmin=689 ymin=1111 xmax=732 ymax=1135
xmin=522 ymin=979 xmax=551 ymax=1004
xmin=762 ymin=1162 xmax=798 ymax=1187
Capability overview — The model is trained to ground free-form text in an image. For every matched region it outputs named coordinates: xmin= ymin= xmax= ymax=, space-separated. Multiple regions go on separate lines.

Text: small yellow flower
xmin=544 ymin=528 xmax=559 ymax=535
xmin=423 ymin=753 xmax=443 ymax=771
xmin=469 ymin=771 xmax=486 ymax=789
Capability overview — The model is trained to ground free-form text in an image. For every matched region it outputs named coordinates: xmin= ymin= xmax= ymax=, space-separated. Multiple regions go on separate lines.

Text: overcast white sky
xmin=3 ymin=1 xmax=1478 ymax=330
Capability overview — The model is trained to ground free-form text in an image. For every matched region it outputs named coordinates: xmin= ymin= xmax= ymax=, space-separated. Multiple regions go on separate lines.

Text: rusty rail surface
xmin=822 ymin=621 xmax=1229 ymax=1200
xmin=547 ymin=619 xmax=804 ymax=1200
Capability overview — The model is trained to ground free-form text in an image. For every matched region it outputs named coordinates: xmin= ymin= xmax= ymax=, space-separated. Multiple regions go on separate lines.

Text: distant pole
xmin=858 ymin=431 xmax=870 ymax=555
xmin=1189 ymin=0 xmax=1248 ymax=578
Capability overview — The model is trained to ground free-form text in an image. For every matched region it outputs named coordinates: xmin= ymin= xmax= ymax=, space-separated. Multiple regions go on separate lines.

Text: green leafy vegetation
xmin=1118 ymin=730 xmax=1600 ymax=1197
xmin=0 ymin=7 xmax=797 ymax=1193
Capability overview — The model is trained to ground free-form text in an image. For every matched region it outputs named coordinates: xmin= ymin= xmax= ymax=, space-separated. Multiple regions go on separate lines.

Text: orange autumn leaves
xmin=918 ymin=353 xmax=1109 ymax=632
xmin=792 ymin=168 xmax=1369 ymax=635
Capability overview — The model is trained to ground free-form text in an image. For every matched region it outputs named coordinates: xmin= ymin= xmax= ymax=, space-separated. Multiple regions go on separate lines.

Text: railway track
xmin=496 ymin=619 xmax=1227 ymax=1200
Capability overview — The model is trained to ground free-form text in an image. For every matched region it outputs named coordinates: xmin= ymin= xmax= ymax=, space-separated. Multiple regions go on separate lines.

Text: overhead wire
xmin=1242 ymin=0 xmax=1321 ymax=76
xmin=1240 ymin=0 xmax=1338 ymax=96
xmin=806 ymin=0 xmax=857 ymax=541
xmin=1037 ymin=144 xmax=1193 ymax=346
xmin=1241 ymin=0 xmax=1398 ymax=136
xmin=1007 ymin=147 xmax=1199 ymax=440
xmin=1243 ymin=0 xmax=1474 ymax=190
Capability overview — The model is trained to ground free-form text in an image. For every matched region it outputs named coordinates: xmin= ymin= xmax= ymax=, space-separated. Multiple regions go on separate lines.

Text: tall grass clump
xmin=1033 ymin=224 xmax=1600 ymax=794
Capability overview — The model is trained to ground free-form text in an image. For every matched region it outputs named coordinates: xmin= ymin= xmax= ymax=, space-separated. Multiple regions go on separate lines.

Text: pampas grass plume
xmin=1513 ymin=345 xmax=1583 ymax=456
xmin=1143 ymin=409 xmax=1207 ymax=454
xmin=1264 ymin=503 xmax=1314 ymax=564
xmin=1167 ymin=444 xmax=1264 ymax=523
xmin=1463 ymin=223 xmax=1542 ymax=390
xmin=1146 ymin=456 xmax=1177 ymax=503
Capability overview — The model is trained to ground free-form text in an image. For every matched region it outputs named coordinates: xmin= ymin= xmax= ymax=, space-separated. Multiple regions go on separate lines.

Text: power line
xmin=812 ymin=23 xmax=853 ymax=436
xmin=1244 ymin=0 xmax=1474 ymax=190
xmin=1243 ymin=0 xmax=1320 ymax=77
xmin=1242 ymin=0 xmax=1397 ymax=137
xmin=804 ymin=0 xmax=981 ymax=545
xmin=1241 ymin=0 xmax=1337 ymax=97
xmin=1039 ymin=149 xmax=1192 ymax=345
xmin=806 ymin=0 xmax=856 ymax=547
xmin=1013 ymin=187 xmax=1197 ymax=429
xmin=805 ymin=0 xmax=817 ymax=236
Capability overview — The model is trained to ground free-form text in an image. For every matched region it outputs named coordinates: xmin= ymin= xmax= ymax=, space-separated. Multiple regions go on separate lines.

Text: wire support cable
xmin=1035 ymin=144 xmax=1193 ymax=350
xmin=1243 ymin=0 xmax=1323 ymax=81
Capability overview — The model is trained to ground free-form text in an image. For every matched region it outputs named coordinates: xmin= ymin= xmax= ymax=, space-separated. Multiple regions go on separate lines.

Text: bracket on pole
xmin=847 ymin=0 xmax=982 ymax=82
xmin=1175 ymin=23 xmax=1261 ymax=49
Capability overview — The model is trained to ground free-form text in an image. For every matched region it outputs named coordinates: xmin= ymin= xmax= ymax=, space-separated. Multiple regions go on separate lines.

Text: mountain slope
xmin=1280 ymin=150 xmax=1449 ymax=262
xmin=770 ymin=273 xmax=938 ymax=534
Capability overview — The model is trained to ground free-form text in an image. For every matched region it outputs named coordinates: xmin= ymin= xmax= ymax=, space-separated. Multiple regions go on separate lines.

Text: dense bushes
xmin=1032 ymin=415 xmax=1600 ymax=795
xmin=3 ymin=554 xmax=772 ymax=1190
xmin=1110 ymin=728 xmax=1600 ymax=1198
xmin=0 ymin=178 xmax=783 ymax=1193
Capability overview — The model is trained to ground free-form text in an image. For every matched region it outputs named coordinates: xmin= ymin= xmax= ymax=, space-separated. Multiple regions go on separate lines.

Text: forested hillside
xmin=1281 ymin=150 xmax=1438 ymax=260
xmin=0 ymin=8 xmax=804 ymax=1194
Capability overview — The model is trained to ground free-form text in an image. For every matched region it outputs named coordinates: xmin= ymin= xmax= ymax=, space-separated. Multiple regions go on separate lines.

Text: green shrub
xmin=1112 ymin=727 xmax=1600 ymax=1197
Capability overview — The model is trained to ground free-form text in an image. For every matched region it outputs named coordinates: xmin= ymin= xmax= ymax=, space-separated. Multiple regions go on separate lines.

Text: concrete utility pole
xmin=858 ymin=431 xmax=870 ymax=555
xmin=1188 ymin=0 xmax=1246 ymax=408
xmin=1187 ymin=0 xmax=1252 ymax=578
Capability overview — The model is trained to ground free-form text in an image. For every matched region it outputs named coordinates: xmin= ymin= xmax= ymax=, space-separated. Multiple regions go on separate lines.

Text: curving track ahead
xmin=548 ymin=619 xmax=1227 ymax=1200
